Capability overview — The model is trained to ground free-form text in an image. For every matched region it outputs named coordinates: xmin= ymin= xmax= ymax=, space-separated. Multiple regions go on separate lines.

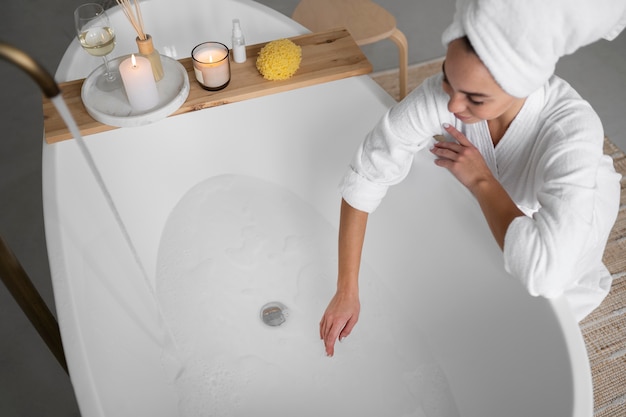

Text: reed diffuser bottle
xmin=136 ymin=34 xmax=164 ymax=81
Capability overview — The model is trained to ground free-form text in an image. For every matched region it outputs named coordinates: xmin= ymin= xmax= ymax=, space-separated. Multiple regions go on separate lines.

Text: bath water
xmin=51 ymin=97 xmax=458 ymax=416
xmin=156 ymin=174 xmax=460 ymax=417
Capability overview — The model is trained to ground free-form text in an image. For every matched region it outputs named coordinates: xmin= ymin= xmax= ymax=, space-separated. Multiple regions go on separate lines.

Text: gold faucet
xmin=0 ymin=41 xmax=60 ymax=98
xmin=0 ymin=40 xmax=67 ymax=374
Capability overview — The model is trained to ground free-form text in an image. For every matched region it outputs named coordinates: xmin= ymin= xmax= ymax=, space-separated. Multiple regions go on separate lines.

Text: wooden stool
xmin=292 ymin=0 xmax=409 ymax=99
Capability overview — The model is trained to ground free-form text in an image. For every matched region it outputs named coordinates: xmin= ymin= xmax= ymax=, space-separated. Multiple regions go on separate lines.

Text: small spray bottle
xmin=232 ymin=19 xmax=247 ymax=63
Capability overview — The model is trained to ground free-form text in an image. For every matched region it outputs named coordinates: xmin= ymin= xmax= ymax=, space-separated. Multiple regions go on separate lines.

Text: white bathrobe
xmin=341 ymin=74 xmax=621 ymax=321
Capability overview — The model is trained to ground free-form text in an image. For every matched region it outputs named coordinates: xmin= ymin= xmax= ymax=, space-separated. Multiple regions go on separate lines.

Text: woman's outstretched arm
xmin=319 ymin=198 xmax=368 ymax=356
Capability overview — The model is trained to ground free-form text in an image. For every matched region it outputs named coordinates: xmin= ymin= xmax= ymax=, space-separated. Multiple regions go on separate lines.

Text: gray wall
xmin=258 ymin=0 xmax=455 ymax=71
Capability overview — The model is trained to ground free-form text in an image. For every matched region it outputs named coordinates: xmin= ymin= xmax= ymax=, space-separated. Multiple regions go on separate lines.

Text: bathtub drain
xmin=261 ymin=302 xmax=288 ymax=327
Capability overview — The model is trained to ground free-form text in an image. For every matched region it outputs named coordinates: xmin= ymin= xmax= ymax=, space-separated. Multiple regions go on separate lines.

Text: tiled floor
xmin=0 ymin=1 xmax=624 ymax=416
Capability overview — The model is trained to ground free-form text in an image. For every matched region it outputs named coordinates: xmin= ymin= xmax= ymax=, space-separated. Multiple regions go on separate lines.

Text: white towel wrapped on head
xmin=442 ymin=0 xmax=626 ymax=98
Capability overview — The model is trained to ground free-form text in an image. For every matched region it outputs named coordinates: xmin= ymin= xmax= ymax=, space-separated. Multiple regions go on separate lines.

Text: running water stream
xmin=51 ymin=95 xmax=150 ymax=285
xmin=50 ymin=95 xmax=185 ymax=379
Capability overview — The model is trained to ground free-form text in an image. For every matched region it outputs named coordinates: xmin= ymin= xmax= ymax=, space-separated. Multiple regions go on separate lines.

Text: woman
xmin=319 ymin=33 xmax=622 ymax=357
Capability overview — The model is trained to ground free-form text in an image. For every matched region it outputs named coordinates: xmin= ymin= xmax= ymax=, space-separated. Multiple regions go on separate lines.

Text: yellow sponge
xmin=256 ymin=39 xmax=302 ymax=81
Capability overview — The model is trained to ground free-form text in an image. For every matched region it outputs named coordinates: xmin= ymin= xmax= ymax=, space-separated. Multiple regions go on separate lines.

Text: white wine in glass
xmin=75 ymin=3 xmax=121 ymax=91
xmin=78 ymin=27 xmax=116 ymax=57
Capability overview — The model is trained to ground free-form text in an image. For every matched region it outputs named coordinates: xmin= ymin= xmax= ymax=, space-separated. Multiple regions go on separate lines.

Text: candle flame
xmin=209 ymin=55 xmax=213 ymax=64
xmin=131 ymin=54 xmax=137 ymax=67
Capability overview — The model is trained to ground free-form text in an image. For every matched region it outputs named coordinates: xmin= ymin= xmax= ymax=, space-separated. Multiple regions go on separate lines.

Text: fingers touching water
xmin=319 ymin=290 xmax=360 ymax=356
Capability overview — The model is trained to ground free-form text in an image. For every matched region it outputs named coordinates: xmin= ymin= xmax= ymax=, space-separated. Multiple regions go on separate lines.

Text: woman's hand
xmin=319 ymin=289 xmax=360 ymax=357
xmin=430 ymin=123 xmax=494 ymax=191
xmin=431 ymin=123 xmax=524 ymax=249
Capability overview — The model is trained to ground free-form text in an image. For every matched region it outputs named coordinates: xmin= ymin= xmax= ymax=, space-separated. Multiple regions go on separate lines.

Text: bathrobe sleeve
xmin=503 ymin=98 xmax=621 ymax=298
xmin=341 ymin=74 xmax=452 ymax=213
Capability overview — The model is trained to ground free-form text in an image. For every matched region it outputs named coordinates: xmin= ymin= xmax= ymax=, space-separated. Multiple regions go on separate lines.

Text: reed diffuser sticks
xmin=115 ymin=0 xmax=164 ymax=80
xmin=116 ymin=0 xmax=146 ymax=40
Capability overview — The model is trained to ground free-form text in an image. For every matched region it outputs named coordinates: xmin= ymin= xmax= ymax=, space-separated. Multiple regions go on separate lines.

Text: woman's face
xmin=442 ymin=38 xmax=523 ymax=124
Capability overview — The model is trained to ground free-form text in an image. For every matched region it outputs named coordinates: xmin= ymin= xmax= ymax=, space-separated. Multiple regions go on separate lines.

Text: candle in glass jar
xmin=119 ymin=54 xmax=159 ymax=111
xmin=191 ymin=42 xmax=231 ymax=90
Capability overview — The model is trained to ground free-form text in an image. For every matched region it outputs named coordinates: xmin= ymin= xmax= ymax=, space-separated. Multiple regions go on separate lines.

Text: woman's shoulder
xmin=397 ymin=73 xmax=451 ymax=116
xmin=389 ymin=72 xmax=451 ymax=124
xmin=537 ymin=75 xmax=603 ymax=142
xmin=421 ymin=72 xmax=447 ymax=97
xmin=541 ymin=76 xmax=600 ymax=122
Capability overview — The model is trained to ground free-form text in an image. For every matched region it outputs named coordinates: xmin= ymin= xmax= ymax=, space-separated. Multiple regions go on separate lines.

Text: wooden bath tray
xmin=42 ymin=28 xmax=372 ymax=144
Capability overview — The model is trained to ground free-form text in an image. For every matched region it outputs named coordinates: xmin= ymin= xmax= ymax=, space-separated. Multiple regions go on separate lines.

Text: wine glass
xmin=74 ymin=3 xmax=121 ymax=91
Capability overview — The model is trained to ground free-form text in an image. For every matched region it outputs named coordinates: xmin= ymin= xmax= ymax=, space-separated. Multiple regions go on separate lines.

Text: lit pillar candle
xmin=119 ymin=54 xmax=159 ymax=111
xmin=191 ymin=42 xmax=231 ymax=90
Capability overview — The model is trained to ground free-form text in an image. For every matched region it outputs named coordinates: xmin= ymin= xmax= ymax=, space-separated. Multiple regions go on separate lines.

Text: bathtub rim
xmin=551 ymin=296 xmax=594 ymax=417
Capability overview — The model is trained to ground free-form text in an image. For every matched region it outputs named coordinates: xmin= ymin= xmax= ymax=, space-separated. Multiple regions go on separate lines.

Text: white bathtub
xmin=43 ymin=1 xmax=593 ymax=416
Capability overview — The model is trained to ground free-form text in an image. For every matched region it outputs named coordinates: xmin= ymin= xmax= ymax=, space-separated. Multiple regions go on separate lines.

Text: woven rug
xmin=371 ymin=62 xmax=626 ymax=417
